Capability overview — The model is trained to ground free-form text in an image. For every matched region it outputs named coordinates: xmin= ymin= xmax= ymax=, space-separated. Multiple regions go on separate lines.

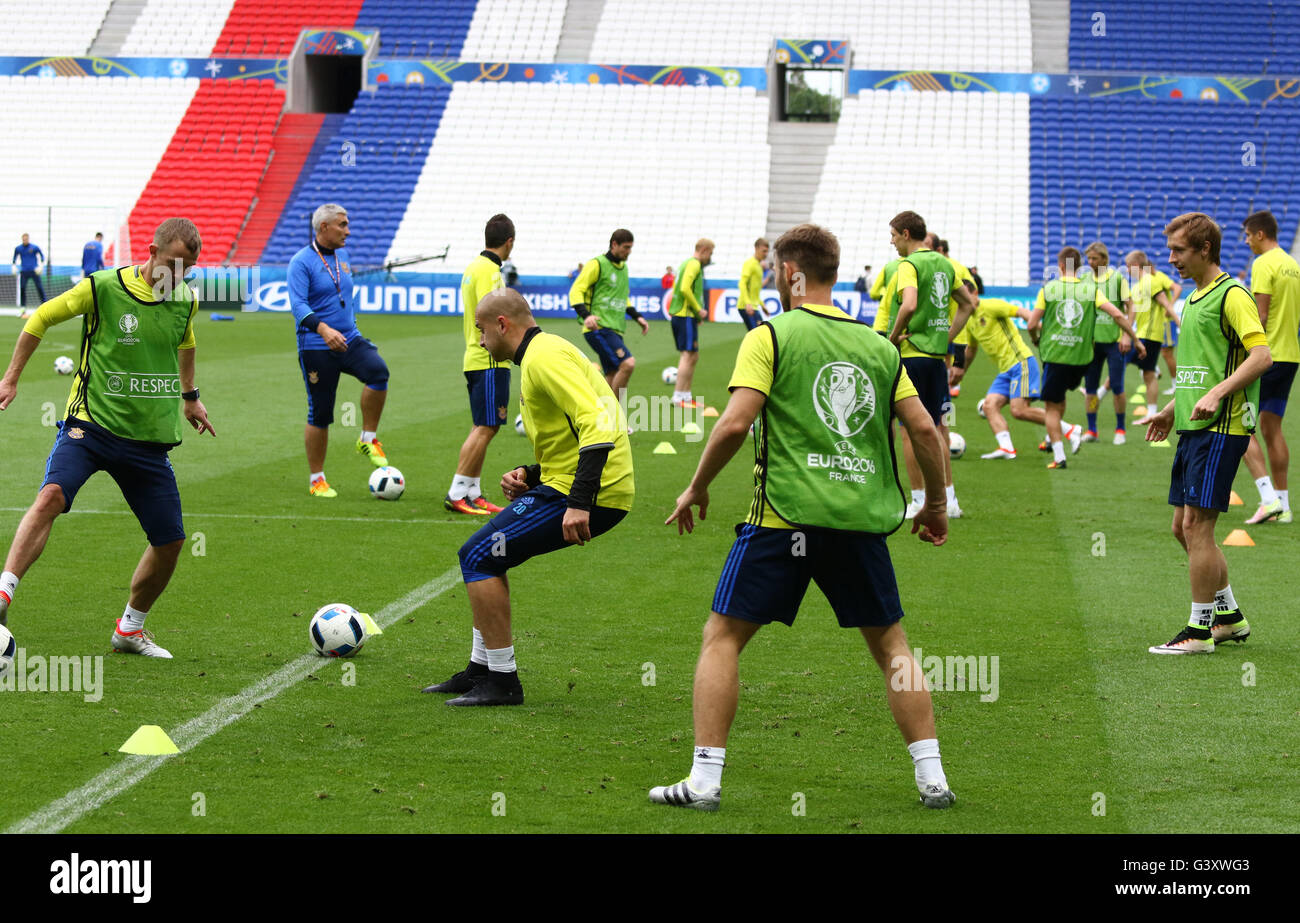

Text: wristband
xmin=182 ymin=389 xmax=200 ymax=401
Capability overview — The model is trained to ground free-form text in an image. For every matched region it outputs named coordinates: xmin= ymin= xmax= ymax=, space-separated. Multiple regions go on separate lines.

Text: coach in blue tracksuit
xmin=81 ymin=233 xmax=105 ymax=277
xmin=11 ymin=234 xmax=45 ymax=309
xmin=288 ymin=203 xmax=392 ymax=498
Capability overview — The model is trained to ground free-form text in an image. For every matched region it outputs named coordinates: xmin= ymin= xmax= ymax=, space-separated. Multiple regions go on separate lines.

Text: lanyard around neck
xmin=313 ymin=241 xmax=345 ymax=307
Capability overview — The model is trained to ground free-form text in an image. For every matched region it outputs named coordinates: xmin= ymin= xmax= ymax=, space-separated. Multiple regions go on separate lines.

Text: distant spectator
xmin=501 ymin=258 xmax=520 ymax=289
xmin=11 ymin=233 xmax=45 ymax=314
xmin=968 ymin=265 xmax=985 ymax=295
xmin=761 ymin=257 xmax=775 ymax=288
xmin=82 ymin=232 xmax=105 ymax=279
xmin=661 ymin=265 xmax=675 ymax=290
xmin=568 ymin=262 xmax=583 ymax=282
xmin=854 ymin=263 xmax=873 ymax=294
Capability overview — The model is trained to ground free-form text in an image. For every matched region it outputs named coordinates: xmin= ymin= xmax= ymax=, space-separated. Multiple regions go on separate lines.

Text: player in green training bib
xmin=0 ymin=219 xmax=214 ymax=659
xmin=569 ymin=228 xmax=649 ymax=397
xmin=653 ymin=223 xmax=957 ymax=812
xmin=1141 ymin=213 xmax=1271 ymax=655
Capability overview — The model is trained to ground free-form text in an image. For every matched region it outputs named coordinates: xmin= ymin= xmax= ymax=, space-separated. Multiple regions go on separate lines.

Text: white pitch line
xmin=0 ymin=507 xmax=476 ymax=526
xmin=6 ymin=565 xmax=463 ymax=835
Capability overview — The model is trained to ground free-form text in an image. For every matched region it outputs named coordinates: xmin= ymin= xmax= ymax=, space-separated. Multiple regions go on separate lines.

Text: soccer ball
xmin=976 ymin=397 xmax=987 ymax=419
xmin=309 ymin=603 xmax=367 ymax=657
xmin=54 ymin=356 xmax=74 ymax=375
xmin=515 ymin=413 xmax=526 ymax=436
xmin=949 ymin=432 xmax=966 ymax=458
xmin=662 ymin=366 xmax=678 ymax=386
xmin=0 ymin=624 xmax=15 ymax=679
xmin=368 ymin=466 xmax=405 ymax=500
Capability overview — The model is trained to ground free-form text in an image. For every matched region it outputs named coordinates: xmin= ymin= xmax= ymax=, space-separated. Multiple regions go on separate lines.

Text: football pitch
xmin=0 ymin=311 xmax=1296 ymax=835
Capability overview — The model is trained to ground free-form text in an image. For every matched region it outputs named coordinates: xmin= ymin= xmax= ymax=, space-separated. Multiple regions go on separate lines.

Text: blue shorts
xmin=1041 ymin=361 xmax=1088 ymax=404
xmin=712 ymin=523 xmax=902 ymax=628
xmin=42 ymin=417 xmax=185 ymax=546
xmin=1084 ymin=341 xmax=1125 ymax=394
xmin=1163 ymin=321 xmax=1179 ymax=348
xmin=988 ymin=356 xmax=1042 ymax=401
xmin=671 ymin=315 xmax=699 ymax=352
xmin=901 ymin=355 xmax=949 ymax=424
xmin=464 ymin=367 xmax=511 ymax=428
xmin=1169 ymin=430 xmax=1249 ymax=511
xmin=458 ymin=485 xmax=627 ymax=581
xmin=300 ymin=337 xmax=390 ymax=427
xmin=584 ymin=328 xmax=631 ymax=376
xmin=740 ymin=307 xmax=763 ymax=331
xmin=1258 ymin=361 xmax=1298 ymax=417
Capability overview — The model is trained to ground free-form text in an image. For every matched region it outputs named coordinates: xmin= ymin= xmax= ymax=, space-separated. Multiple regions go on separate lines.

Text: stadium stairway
xmin=127 ymin=78 xmax=285 ymax=265
xmin=88 ymin=0 xmax=148 ymax=56
xmin=554 ymin=0 xmax=604 ymax=62
xmin=765 ymin=121 xmax=836 ymax=242
xmin=230 ymin=113 xmax=325 ymax=264
xmin=1029 ymin=0 xmax=1068 ymax=72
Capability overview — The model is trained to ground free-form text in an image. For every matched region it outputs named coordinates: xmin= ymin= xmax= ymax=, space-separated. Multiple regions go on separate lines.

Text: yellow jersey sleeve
xmin=22 ymin=278 xmax=93 ymax=338
xmin=893 ymin=364 xmax=918 ymax=403
xmin=567 ymin=258 xmax=601 ymax=307
xmin=728 ymin=325 xmax=774 ymax=394
xmin=873 ymin=274 xmax=898 ymax=332
xmin=869 ymin=268 xmax=887 ymax=300
xmin=1034 ymin=290 xmax=1046 ymax=313
xmin=677 ymin=260 xmax=702 ymax=313
xmin=896 ymin=260 xmax=918 ymax=291
xmin=1223 ymin=285 xmax=1267 ymax=352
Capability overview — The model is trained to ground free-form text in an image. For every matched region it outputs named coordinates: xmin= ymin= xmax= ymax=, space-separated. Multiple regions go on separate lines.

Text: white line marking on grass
xmin=0 ymin=507 xmax=476 ymax=526
xmin=5 ymin=565 xmax=463 ymax=835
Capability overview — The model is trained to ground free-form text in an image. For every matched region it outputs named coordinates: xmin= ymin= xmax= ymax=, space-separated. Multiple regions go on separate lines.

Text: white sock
xmin=911 ymin=489 xmax=924 ymax=506
xmin=486 ymin=645 xmax=516 ymax=673
xmin=310 ymin=471 xmax=326 ymax=485
xmin=119 ymin=604 xmax=148 ymax=633
xmin=0 ymin=570 xmax=18 ymax=606
xmin=945 ymin=484 xmax=956 ymax=504
xmin=1214 ymin=585 xmax=1239 ymax=613
xmin=470 ymin=627 xmax=488 ymax=666
xmin=1147 ymin=403 xmax=1157 ymax=416
xmin=672 ymin=390 xmax=684 ymax=403
xmin=907 ymin=738 xmax=948 ymax=789
xmin=995 ymin=430 xmax=1014 ymax=452
xmin=1052 ymin=440 xmax=1066 ymax=463
xmin=360 ymin=430 xmax=376 ymax=443
xmin=1188 ymin=602 xmax=1215 ymax=631
xmin=1256 ymin=476 xmax=1277 ymax=505
xmin=1279 ymin=489 xmax=1290 ymax=512
xmin=466 ymin=477 xmax=482 ymax=501
xmin=690 ymin=745 xmax=725 ymax=791
xmin=448 ymin=474 xmax=474 ymax=501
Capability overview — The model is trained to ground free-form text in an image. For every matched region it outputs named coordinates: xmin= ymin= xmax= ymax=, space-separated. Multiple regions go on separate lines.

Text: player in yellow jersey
xmin=1143 ymin=213 xmax=1269 ymax=654
xmin=738 ymin=238 xmax=769 ymax=331
xmin=1125 ymin=250 xmax=1182 ymax=425
xmin=1239 ymin=211 xmax=1300 ymax=524
xmin=446 ymin=214 xmax=515 ymax=516
xmin=668 ymin=238 xmax=714 ymax=408
xmin=952 ymin=297 xmax=1082 ymax=459
xmin=423 ymin=289 xmax=633 ymax=705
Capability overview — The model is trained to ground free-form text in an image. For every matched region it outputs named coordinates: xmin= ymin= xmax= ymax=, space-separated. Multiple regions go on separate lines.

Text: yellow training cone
xmin=680 ymin=422 xmax=701 ymax=435
xmin=1229 ymin=491 xmax=1245 ymax=506
xmin=1223 ymin=529 xmax=1255 ymax=547
xmin=702 ymin=406 xmax=720 ymax=417
xmin=1151 ymin=438 xmax=1171 ymax=448
xmin=1130 ymin=392 xmax=1146 ymax=405
xmin=653 ymin=442 xmax=677 ymax=455
xmin=119 ymin=725 xmax=179 ymax=755
xmin=359 ymin=612 xmax=383 ymax=637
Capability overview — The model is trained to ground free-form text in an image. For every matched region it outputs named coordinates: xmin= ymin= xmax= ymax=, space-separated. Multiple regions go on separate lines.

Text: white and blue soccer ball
xmin=949 ymin=432 xmax=966 ymax=458
xmin=662 ymin=366 xmax=678 ymax=386
xmin=368 ymin=465 xmax=404 ymax=500
xmin=515 ymin=413 xmax=526 ymax=436
xmin=0 ymin=624 xmax=15 ymax=679
xmin=309 ymin=603 xmax=367 ymax=657
xmin=54 ymin=356 xmax=74 ymax=375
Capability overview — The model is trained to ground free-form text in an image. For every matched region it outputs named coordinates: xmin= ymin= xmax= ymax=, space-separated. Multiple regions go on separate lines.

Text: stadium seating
xmin=0 ymin=75 xmax=197 ymax=267
xmin=127 ymin=79 xmax=284 ymax=265
xmin=589 ymin=0 xmax=1032 ymax=72
xmin=356 ymin=0 xmax=476 ymax=58
xmin=262 ymin=85 xmax=452 ymax=266
xmin=813 ymin=89 xmax=1031 ymax=286
xmin=460 ymin=0 xmax=565 ymax=62
xmin=0 ymin=0 xmax=111 ymax=56
xmin=1030 ymin=97 xmax=1300 ymax=279
xmin=212 ymin=0 xmax=365 ymax=57
xmin=1069 ymin=1 xmax=1300 ymax=76
xmin=120 ymin=0 xmax=238 ymax=58
xmin=386 ymin=81 xmax=770 ymax=279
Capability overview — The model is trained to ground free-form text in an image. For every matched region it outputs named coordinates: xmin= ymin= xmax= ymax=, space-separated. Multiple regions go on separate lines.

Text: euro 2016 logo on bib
xmin=1057 ymin=299 xmax=1084 ymax=329
xmin=929 ymin=272 xmax=951 ymax=310
xmin=119 ymin=314 xmax=138 ymax=334
xmin=813 ymin=362 xmax=876 ymax=438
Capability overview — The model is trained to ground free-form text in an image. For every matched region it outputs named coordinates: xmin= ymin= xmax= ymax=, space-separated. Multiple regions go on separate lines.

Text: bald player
xmin=423 ymin=289 xmax=634 ymax=706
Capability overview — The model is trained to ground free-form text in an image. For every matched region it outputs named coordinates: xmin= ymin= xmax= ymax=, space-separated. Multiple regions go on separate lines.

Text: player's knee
xmin=622 ymin=355 xmax=636 ymax=373
xmin=154 ymin=537 xmax=185 ymax=558
xmin=1009 ymin=402 xmax=1032 ymax=421
xmin=33 ymin=484 xmax=66 ymax=518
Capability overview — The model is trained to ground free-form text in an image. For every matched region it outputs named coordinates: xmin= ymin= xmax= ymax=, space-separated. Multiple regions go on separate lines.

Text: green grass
xmin=0 ymin=311 xmax=1296 ymax=833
